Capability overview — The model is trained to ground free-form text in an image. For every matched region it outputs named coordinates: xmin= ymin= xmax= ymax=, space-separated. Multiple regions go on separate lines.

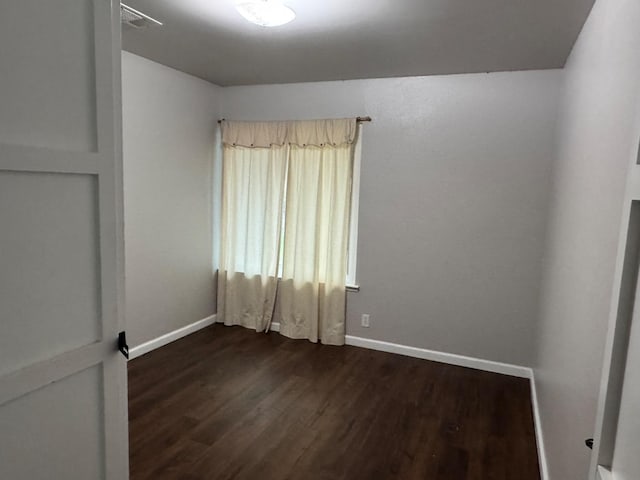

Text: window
xmin=273 ymin=124 xmax=361 ymax=288
xmin=215 ymin=119 xmax=361 ymax=288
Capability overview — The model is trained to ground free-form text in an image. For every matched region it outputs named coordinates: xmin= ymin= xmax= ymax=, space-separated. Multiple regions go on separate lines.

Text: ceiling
xmin=121 ymin=0 xmax=595 ymax=87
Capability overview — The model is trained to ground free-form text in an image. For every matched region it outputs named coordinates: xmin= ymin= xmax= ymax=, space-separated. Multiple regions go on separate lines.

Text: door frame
xmin=589 ymin=125 xmax=640 ymax=479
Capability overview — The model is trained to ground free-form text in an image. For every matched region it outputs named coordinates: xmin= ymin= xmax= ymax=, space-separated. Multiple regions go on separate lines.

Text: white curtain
xmin=277 ymin=143 xmax=353 ymax=345
xmin=218 ymin=119 xmax=356 ymax=344
xmin=217 ymin=144 xmax=287 ymax=332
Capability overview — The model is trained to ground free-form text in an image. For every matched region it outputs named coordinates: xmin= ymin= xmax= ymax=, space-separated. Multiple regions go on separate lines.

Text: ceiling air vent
xmin=121 ymin=3 xmax=162 ymax=29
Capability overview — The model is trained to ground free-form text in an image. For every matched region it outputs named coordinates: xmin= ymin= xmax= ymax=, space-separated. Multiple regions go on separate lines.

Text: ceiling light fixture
xmin=235 ymin=0 xmax=296 ymax=27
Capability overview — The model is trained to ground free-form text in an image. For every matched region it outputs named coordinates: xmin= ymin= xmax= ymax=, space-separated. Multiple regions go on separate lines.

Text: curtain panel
xmin=217 ymin=145 xmax=287 ymax=332
xmin=217 ymin=118 xmax=357 ymax=345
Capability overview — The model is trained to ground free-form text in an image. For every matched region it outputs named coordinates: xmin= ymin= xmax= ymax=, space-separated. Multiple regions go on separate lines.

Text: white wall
xmin=222 ymin=70 xmax=562 ymax=366
xmin=122 ymin=52 xmax=221 ymax=347
xmin=534 ymin=0 xmax=640 ymax=478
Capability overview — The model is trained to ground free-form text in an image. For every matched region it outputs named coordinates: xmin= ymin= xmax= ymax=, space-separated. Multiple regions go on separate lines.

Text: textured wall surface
xmin=534 ymin=0 xmax=640 ymax=477
xmin=222 ymin=70 xmax=562 ymax=366
xmin=123 ymin=52 xmax=221 ymax=346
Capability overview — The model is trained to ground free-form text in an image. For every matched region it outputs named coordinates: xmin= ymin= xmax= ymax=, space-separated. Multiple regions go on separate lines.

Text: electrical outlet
xmin=361 ymin=314 xmax=370 ymax=328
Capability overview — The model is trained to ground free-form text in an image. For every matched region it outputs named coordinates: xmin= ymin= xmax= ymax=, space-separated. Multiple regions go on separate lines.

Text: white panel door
xmin=0 ymin=0 xmax=128 ymax=479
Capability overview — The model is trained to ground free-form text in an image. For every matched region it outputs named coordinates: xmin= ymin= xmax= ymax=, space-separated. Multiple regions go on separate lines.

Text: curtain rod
xmin=217 ymin=116 xmax=372 ymax=124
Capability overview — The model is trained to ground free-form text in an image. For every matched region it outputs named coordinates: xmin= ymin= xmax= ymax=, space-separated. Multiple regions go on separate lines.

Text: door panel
xmin=0 ymin=366 xmax=105 ymax=480
xmin=0 ymin=0 xmax=98 ymax=152
xmin=0 ymin=0 xmax=127 ymax=478
xmin=0 ymin=172 xmax=101 ymax=376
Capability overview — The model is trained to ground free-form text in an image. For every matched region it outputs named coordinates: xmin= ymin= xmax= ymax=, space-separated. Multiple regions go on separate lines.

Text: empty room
xmin=2 ymin=0 xmax=640 ymax=479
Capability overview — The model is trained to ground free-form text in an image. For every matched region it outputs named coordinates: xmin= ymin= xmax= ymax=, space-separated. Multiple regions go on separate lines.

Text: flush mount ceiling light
xmin=235 ymin=0 xmax=296 ymax=27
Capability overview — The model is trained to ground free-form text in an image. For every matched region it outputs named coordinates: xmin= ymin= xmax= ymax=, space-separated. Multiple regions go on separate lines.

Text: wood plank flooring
xmin=128 ymin=324 xmax=540 ymax=480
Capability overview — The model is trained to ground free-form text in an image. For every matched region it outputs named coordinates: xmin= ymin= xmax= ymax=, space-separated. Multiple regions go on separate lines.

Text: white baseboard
xmin=597 ymin=466 xmax=613 ymax=480
xmin=530 ymin=372 xmax=549 ymax=480
xmin=129 ymin=314 xmax=217 ymax=360
xmin=270 ymin=321 xmax=529 ymax=377
xmin=348 ymin=334 xmax=532 ymax=378
xmin=269 ymin=321 xmax=281 ymax=332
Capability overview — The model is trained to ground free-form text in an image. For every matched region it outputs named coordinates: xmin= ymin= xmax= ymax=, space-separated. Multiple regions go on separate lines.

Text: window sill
xmin=346 ymin=284 xmax=360 ymax=292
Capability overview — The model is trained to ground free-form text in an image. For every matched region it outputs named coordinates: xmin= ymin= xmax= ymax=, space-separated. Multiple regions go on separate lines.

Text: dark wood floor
xmin=128 ymin=324 xmax=540 ymax=480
